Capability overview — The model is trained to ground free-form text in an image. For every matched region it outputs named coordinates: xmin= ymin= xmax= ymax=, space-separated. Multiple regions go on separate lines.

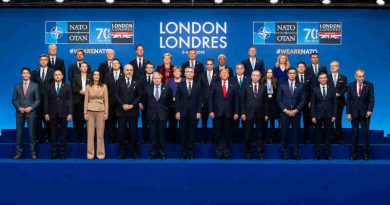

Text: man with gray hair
xmin=215 ymin=54 xmax=233 ymax=78
xmin=98 ymin=49 xmax=122 ymax=78
xmin=48 ymin=44 xmax=66 ymax=83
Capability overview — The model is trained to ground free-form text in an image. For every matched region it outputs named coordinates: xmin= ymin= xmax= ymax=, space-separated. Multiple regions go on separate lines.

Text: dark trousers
xmin=351 ymin=115 xmax=370 ymax=157
xmin=302 ymin=106 xmax=312 ymax=143
xmin=213 ymin=114 xmax=233 ymax=158
xmin=168 ymin=106 xmax=178 ymax=143
xmin=73 ymin=103 xmax=86 ymax=143
xmin=49 ymin=116 xmax=67 ymax=156
xmin=233 ymin=119 xmax=244 ymax=144
xmin=244 ymin=116 xmax=266 ymax=157
xmin=265 ymin=118 xmax=279 ymax=144
xmin=107 ymin=104 xmax=118 ymax=143
xmin=200 ymin=103 xmax=210 ymax=143
xmin=16 ymin=115 xmax=36 ymax=155
xmin=179 ymin=114 xmax=197 ymax=156
xmin=149 ymin=120 xmax=167 ymax=157
xmin=118 ymin=116 xmax=138 ymax=156
xmin=36 ymin=103 xmax=51 ymax=143
xmin=314 ymin=116 xmax=332 ymax=157
xmin=280 ymin=112 xmax=301 ymax=157
xmin=141 ymin=108 xmax=150 ymax=143
xmin=333 ymin=105 xmax=344 ymax=142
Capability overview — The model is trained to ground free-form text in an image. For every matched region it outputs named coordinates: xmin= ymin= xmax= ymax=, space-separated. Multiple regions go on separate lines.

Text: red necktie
xmin=254 ymin=84 xmax=258 ymax=98
xmin=23 ymin=82 xmax=28 ymax=97
xmin=222 ymin=81 xmax=227 ymax=98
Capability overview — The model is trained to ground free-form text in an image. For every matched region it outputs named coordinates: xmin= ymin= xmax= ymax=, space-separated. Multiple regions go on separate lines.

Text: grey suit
xmin=12 ymin=81 xmax=40 ymax=155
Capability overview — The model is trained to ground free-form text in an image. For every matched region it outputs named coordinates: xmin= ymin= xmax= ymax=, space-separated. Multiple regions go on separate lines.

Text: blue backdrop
xmin=0 ymin=8 xmax=389 ymax=133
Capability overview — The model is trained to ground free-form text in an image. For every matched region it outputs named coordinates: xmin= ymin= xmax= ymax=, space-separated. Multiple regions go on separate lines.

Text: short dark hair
xmin=297 ymin=61 xmax=306 ymax=67
xmin=39 ymin=54 xmax=49 ymax=59
xmin=76 ymin=49 xmax=84 ymax=55
xmin=206 ymin=59 xmax=214 ymax=64
xmin=145 ymin=62 xmax=154 ymax=67
xmin=248 ymin=45 xmax=256 ymax=50
xmin=54 ymin=69 xmax=63 ymax=75
xmin=80 ymin=62 xmax=89 ymax=67
xmin=318 ymin=72 xmax=327 ymax=78
xmin=135 ymin=44 xmax=143 ymax=50
xmin=288 ymin=67 xmax=297 ymax=73
xmin=21 ymin=67 xmax=31 ymax=74
xmin=188 ymin=48 xmax=196 ymax=53
xmin=310 ymin=53 xmax=319 ymax=58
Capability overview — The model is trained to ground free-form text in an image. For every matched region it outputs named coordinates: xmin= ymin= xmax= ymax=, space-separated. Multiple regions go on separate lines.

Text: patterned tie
xmin=254 ymin=84 xmax=258 ymax=98
xmin=23 ymin=82 xmax=28 ymax=97
xmin=56 ymin=83 xmax=60 ymax=96
xmin=127 ymin=78 xmax=131 ymax=88
xmin=222 ymin=81 xmax=227 ymax=98
xmin=191 ymin=61 xmax=194 ymax=68
xmin=154 ymin=85 xmax=160 ymax=101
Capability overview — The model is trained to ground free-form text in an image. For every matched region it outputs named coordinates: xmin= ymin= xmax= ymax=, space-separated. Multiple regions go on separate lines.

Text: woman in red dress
xmin=156 ymin=53 xmax=174 ymax=85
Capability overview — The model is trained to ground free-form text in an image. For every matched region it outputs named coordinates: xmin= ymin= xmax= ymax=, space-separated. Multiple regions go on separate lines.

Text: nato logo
xmin=46 ymin=21 xmax=69 ymax=44
xmin=253 ymin=22 xmax=275 ymax=45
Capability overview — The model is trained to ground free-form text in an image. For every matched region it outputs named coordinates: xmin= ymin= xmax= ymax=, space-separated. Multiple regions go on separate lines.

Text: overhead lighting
xmin=215 ymin=0 xmax=223 ymax=4
xmin=377 ymin=0 xmax=385 ymax=6
xmin=106 ymin=0 xmax=114 ymax=4
xmin=162 ymin=0 xmax=170 ymax=4
xmin=322 ymin=0 xmax=331 ymax=5
xmin=270 ymin=0 xmax=279 ymax=4
xmin=55 ymin=0 xmax=64 ymax=3
xmin=2 ymin=0 xmax=11 ymax=2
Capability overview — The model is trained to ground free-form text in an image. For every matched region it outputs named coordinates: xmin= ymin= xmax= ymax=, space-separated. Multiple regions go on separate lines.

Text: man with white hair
xmin=215 ymin=54 xmax=233 ymax=78
xmin=48 ymin=44 xmax=66 ymax=83
xmin=98 ymin=49 xmax=122 ymax=78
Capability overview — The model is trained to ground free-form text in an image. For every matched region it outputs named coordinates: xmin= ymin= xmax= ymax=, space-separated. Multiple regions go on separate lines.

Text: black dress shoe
xmin=363 ymin=154 xmax=369 ymax=160
xmin=315 ymin=153 xmax=321 ymax=160
xmin=60 ymin=154 xmax=65 ymax=160
xmin=188 ymin=154 xmax=194 ymax=160
xmin=281 ymin=154 xmax=288 ymax=160
xmin=338 ymin=140 xmax=344 ymax=144
xmin=131 ymin=153 xmax=138 ymax=159
xmin=181 ymin=155 xmax=187 ymax=160
xmin=245 ymin=154 xmax=251 ymax=160
xmin=148 ymin=155 xmax=155 ymax=160
xmin=119 ymin=155 xmax=126 ymax=160
xmin=293 ymin=155 xmax=300 ymax=160
xmin=349 ymin=155 xmax=357 ymax=160
xmin=304 ymin=140 xmax=310 ymax=144
xmin=325 ymin=156 xmax=331 ymax=160
xmin=51 ymin=154 xmax=57 ymax=160
xmin=161 ymin=155 xmax=167 ymax=160
xmin=14 ymin=154 xmax=22 ymax=160
xmin=258 ymin=155 xmax=264 ymax=160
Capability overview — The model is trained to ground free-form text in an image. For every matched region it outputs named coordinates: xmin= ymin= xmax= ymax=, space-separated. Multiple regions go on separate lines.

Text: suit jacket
xmin=175 ymin=81 xmax=202 ymax=118
xmin=84 ymin=84 xmax=109 ymax=114
xmin=199 ymin=69 xmax=219 ymax=104
xmin=328 ymin=73 xmax=348 ymax=107
xmin=346 ymin=81 xmax=375 ymax=118
xmin=241 ymin=83 xmax=268 ymax=119
xmin=156 ymin=64 xmax=174 ymax=85
xmin=68 ymin=62 xmax=92 ymax=83
xmin=277 ymin=82 xmax=306 ymax=112
xmin=44 ymin=83 xmax=73 ymax=118
xmin=311 ymin=85 xmax=337 ymax=119
xmin=115 ymin=76 xmax=141 ymax=117
xmin=104 ymin=70 xmax=124 ymax=106
xmin=296 ymin=72 xmax=312 ymax=105
xmin=241 ymin=57 xmax=265 ymax=77
xmin=129 ymin=58 xmax=151 ymax=78
xmin=230 ymin=75 xmax=251 ymax=97
xmin=31 ymin=68 xmax=55 ymax=97
xmin=48 ymin=56 xmax=66 ymax=83
xmin=181 ymin=60 xmax=204 ymax=82
xmin=98 ymin=60 xmax=123 ymax=79
xmin=12 ymin=81 xmax=40 ymax=118
xmin=209 ymin=80 xmax=240 ymax=118
xmin=72 ymin=74 xmax=91 ymax=105
xmin=143 ymin=84 xmax=173 ymax=121
xmin=306 ymin=64 xmax=327 ymax=87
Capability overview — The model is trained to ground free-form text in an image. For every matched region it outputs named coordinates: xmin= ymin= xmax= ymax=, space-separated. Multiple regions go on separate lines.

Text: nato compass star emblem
xmin=50 ymin=26 xmax=63 ymax=39
xmin=258 ymin=27 xmax=271 ymax=40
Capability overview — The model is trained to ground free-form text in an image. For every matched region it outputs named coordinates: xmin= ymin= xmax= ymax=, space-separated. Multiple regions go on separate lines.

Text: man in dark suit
xmin=346 ymin=68 xmax=374 ymax=160
xmin=138 ymin=62 xmax=155 ymax=144
xmin=68 ymin=49 xmax=91 ymax=83
xmin=31 ymin=54 xmax=55 ymax=144
xmin=215 ymin=54 xmax=233 ymax=78
xmin=311 ymin=72 xmax=337 ymax=160
xmin=199 ymin=59 xmax=219 ymax=144
xmin=71 ymin=62 xmax=90 ymax=143
xmin=129 ymin=44 xmax=151 ymax=79
xmin=48 ymin=44 xmax=66 ymax=83
xmin=306 ymin=53 xmax=327 ymax=87
xmin=277 ymin=68 xmax=306 ymax=160
xmin=230 ymin=64 xmax=250 ymax=143
xmin=115 ymin=64 xmax=141 ymax=159
xmin=241 ymin=70 xmax=268 ymax=160
xmin=103 ymin=59 xmax=123 ymax=144
xmin=176 ymin=67 xmax=202 ymax=159
xmin=296 ymin=62 xmax=312 ymax=144
xmin=142 ymin=72 xmax=173 ymax=159
xmin=12 ymin=67 xmax=40 ymax=160
xmin=328 ymin=61 xmax=348 ymax=144
xmin=44 ymin=70 xmax=73 ymax=160
xmin=98 ymin=49 xmax=122 ymax=79
xmin=181 ymin=48 xmax=204 ymax=82
xmin=241 ymin=46 xmax=265 ymax=77
xmin=209 ymin=69 xmax=240 ymax=159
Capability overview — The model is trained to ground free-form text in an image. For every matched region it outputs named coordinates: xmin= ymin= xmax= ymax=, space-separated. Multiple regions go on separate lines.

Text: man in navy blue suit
xmin=209 ymin=69 xmax=240 ymax=159
xmin=346 ymin=68 xmax=374 ymax=160
xmin=142 ymin=72 xmax=173 ymax=159
xmin=138 ymin=63 xmax=154 ymax=144
xmin=47 ymin=44 xmax=66 ymax=83
xmin=277 ymin=68 xmax=306 ymax=160
xmin=311 ymin=72 xmax=337 ymax=160
xmin=241 ymin=46 xmax=265 ymax=77
xmin=176 ymin=67 xmax=202 ymax=159
xmin=306 ymin=53 xmax=327 ymax=87
xmin=181 ymin=48 xmax=204 ymax=82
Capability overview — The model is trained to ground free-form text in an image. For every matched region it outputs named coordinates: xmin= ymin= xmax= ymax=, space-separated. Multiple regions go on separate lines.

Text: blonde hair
xmin=162 ymin=53 xmax=172 ymax=60
xmin=275 ymin=54 xmax=290 ymax=69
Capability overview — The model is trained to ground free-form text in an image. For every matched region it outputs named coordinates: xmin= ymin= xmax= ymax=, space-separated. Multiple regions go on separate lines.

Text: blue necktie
xmin=114 ymin=72 xmax=118 ymax=81
xmin=51 ymin=58 xmax=55 ymax=67
xmin=56 ymin=84 xmax=60 ymax=96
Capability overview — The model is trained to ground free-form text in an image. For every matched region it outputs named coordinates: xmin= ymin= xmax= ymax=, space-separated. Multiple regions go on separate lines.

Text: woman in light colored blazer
xmin=84 ymin=70 xmax=109 ymax=160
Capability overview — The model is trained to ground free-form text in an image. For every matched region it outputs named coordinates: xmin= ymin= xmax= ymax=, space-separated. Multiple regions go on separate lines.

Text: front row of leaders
xmin=12 ymin=56 xmax=374 ymax=160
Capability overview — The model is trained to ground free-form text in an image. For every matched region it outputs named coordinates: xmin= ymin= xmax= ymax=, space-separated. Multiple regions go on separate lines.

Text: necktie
xmin=138 ymin=59 xmax=142 ymax=69
xmin=315 ymin=65 xmax=318 ymax=76
xmin=41 ymin=69 xmax=45 ymax=81
xmin=289 ymin=82 xmax=294 ymax=95
xmin=51 ymin=58 xmax=55 ymax=67
xmin=222 ymin=81 xmax=227 ymax=98
xmin=251 ymin=59 xmax=255 ymax=69
xmin=108 ymin=62 xmax=112 ymax=72
xmin=358 ymin=84 xmax=362 ymax=97
xmin=300 ymin=74 xmax=303 ymax=83
xmin=23 ymin=82 xmax=28 ymax=97
xmin=188 ymin=82 xmax=192 ymax=95
xmin=78 ymin=62 xmax=81 ymax=69
xmin=154 ymin=86 xmax=160 ymax=101
xmin=127 ymin=78 xmax=131 ymax=88
xmin=207 ymin=71 xmax=212 ymax=85
xmin=191 ymin=61 xmax=194 ymax=68
xmin=56 ymin=83 xmax=60 ymax=96
xmin=333 ymin=75 xmax=337 ymax=87
xmin=114 ymin=72 xmax=118 ymax=81
xmin=322 ymin=86 xmax=326 ymax=100
xmin=254 ymin=84 xmax=258 ymax=98
xmin=147 ymin=75 xmax=151 ymax=84
xmin=239 ymin=77 xmax=243 ymax=87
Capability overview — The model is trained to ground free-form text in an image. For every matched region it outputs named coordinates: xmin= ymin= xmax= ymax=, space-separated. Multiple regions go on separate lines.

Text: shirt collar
xmin=288 ymin=80 xmax=296 ymax=84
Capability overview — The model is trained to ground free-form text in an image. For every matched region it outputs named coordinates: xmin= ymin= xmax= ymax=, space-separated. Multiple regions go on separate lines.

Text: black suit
xmin=31 ymin=68 xmax=55 ymax=143
xmin=296 ymin=73 xmax=312 ymax=143
xmin=71 ymin=74 xmax=91 ymax=142
xmin=231 ymin=75 xmax=250 ymax=143
xmin=209 ymin=80 xmax=240 ymax=159
xmin=98 ymin=60 xmax=123 ymax=79
xmin=44 ymin=83 xmax=73 ymax=157
xmin=48 ymin=56 xmax=66 ymax=83
xmin=181 ymin=61 xmax=204 ymax=82
xmin=68 ymin=62 xmax=91 ymax=83
xmin=306 ymin=64 xmax=327 ymax=87
xmin=199 ymin=69 xmax=219 ymax=143
xmin=241 ymin=83 xmax=268 ymax=158
xmin=115 ymin=76 xmax=141 ymax=158
xmin=104 ymin=70 xmax=124 ymax=143
xmin=261 ymin=79 xmax=280 ymax=143
xmin=346 ymin=81 xmax=375 ymax=159
xmin=328 ymin=73 xmax=348 ymax=143
xmin=311 ymin=84 xmax=337 ymax=158
xmin=143 ymin=84 xmax=173 ymax=158
xmin=175 ymin=81 xmax=202 ymax=157
xmin=130 ymin=58 xmax=151 ymax=79
xmin=138 ymin=73 xmax=154 ymax=143
xmin=241 ymin=57 xmax=265 ymax=77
